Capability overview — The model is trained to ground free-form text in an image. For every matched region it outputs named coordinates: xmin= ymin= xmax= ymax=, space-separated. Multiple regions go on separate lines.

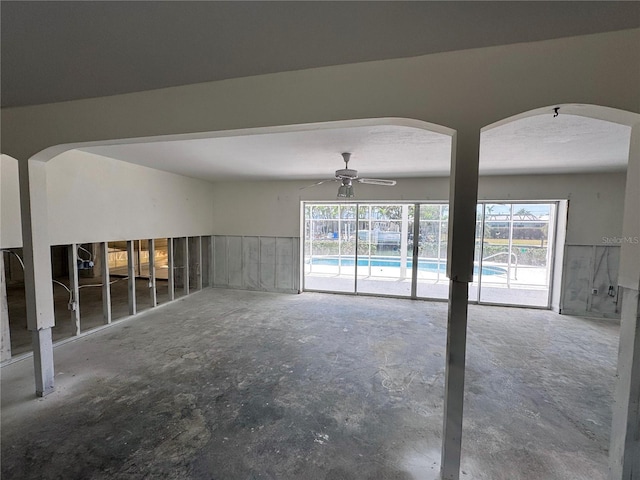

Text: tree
xmin=515 ymin=208 xmax=537 ymax=221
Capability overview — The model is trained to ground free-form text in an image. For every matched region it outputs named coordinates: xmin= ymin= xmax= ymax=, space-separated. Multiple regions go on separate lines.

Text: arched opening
xmin=31 ymin=117 xmax=457 ymax=302
xmin=477 ymin=104 xmax=637 ymax=311
xmin=451 ymin=103 xmax=640 ymax=478
xmin=10 ymin=116 xmax=456 ymax=351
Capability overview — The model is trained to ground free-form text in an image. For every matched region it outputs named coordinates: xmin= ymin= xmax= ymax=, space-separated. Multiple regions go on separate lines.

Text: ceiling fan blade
xmin=299 ymin=179 xmax=336 ymax=190
xmin=357 ymin=178 xmax=397 ymax=186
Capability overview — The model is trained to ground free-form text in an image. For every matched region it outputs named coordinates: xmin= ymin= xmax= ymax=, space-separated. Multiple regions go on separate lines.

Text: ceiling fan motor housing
xmin=335 ymin=168 xmax=358 ymax=179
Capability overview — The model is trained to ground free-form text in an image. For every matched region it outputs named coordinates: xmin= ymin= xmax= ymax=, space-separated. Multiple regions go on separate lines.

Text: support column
xmin=127 ymin=240 xmax=136 ymax=315
xmin=149 ymin=239 xmax=157 ymax=307
xmin=67 ymin=243 xmax=80 ymax=335
xmin=168 ymin=238 xmax=175 ymax=301
xmin=18 ymin=158 xmax=55 ymax=396
xmin=1 ymin=253 xmax=11 ymax=362
xmin=441 ymin=131 xmax=480 ymax=480
xmin=609 ymin=123 xmax=640 ymax=480
xmin=101 ymin=242 xmax=111 ymax=324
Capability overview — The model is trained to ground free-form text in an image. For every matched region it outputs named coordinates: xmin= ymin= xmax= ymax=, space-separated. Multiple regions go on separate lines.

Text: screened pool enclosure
xmin=303 ymin=202 xmax=556 ymax=307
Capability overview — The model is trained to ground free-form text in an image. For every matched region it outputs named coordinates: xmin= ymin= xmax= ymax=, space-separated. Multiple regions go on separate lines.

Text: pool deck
xmin=304 ymin=263 xmax=550 ymax=307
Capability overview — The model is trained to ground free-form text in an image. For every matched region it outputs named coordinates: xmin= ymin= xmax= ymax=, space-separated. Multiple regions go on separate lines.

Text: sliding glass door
xmin=356 ymin=204 xmax=413 ymax=297
xmin=303 ymin=204 xmax=356 ymax=293
xmin=476 ymin=203 xmax=555 ymax=307
xmin=415 ymin=204 xmax=449 ymax=299
xmin=303 ymin=201 xmax=556 ymax=308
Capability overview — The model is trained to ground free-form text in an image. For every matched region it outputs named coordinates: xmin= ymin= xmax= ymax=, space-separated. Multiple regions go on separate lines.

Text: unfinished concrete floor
xmin=1 ymin=289 xmax=618 ymax=479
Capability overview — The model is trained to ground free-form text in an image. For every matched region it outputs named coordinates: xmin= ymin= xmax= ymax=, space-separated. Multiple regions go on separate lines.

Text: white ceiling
xmin=4 ymin=2 xmax=634 ymax=180
xmin=82 ymin=125 xmax=453 ymax=181
xmin=480 ymin=114 xmax=631 ymax=175
xmin=80 ymin=114 xmax=632 ymax=182
xmin=2 ymin=2 xmax=638 ymax=107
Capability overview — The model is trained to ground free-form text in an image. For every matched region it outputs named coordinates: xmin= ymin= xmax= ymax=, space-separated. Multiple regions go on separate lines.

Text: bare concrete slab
xmin=1 ymin=289 xmax=618 ymax=479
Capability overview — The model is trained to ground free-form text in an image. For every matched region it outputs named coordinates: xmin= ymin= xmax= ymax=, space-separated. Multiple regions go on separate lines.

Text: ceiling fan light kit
xmin=337 ymin=178 xmax=355 ymax=198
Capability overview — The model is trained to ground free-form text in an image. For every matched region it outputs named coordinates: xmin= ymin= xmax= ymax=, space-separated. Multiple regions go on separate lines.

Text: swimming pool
xmin=307 ymin=256 xmax=507 ymax=276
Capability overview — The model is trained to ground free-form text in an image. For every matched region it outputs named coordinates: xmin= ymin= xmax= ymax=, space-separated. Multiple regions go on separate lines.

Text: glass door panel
xmin=356 ymin=204 xmax=412 ymax=297
xmin=304 ymin=204 xmax=356 ymax=293
xmin=415 ymin=204 xmax=449 ymax=299
xmin=469 ymin=204 xmax=485 ymax=302
xmin=479 ymin=203 xmax=554 ymax=307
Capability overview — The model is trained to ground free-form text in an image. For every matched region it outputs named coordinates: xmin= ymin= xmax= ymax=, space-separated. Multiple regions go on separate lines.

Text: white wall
xmin=210 ymin=172 xmax=626 ymax=314
xmin=478 ymin=173 xmax=627 ymax=245
xmin=212 ymin=236 xmax=300 ymax=293
xmin=211 ymin=177 xmax=451 ymax=237
xmin=2 ymin=29 xmax=638 ymax=162
xmin=0 ymin=155 xmax=22 ymax=249
xmin=562 ymin=245 xmax=622 ymax=318
xmin=210 ymin=172 xmax=627 ymax=244
xmin=46 ymin=150 xmax=215 ymax=245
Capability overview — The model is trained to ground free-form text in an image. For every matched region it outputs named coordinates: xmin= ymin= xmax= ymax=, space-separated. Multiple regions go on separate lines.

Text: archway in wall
xmin=18 ymin=117 xmax=456 ymax=347
xmin=299 ymin=109 xmax=634 ymax=309
xmin=459 ymin=103 xmax=639 ymax=478
xmin=34 ymin=117 xmax=456 ymax=297
xmin=478 ymin=104 xmax=635 ymax=311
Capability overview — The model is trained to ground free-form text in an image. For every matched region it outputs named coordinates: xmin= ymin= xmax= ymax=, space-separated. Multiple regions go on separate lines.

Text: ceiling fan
xmin=302 ymin=152 xmax=397 ymax=198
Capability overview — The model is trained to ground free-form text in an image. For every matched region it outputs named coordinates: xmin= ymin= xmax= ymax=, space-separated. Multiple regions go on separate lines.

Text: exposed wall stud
xmin=197 ymin=236 xmax=203 ymax=290
xmin=67 ymin=243 xmax=80 ymax=336
xmin=1 ymin=253 xmax=12 ymax=361
xmin=149 ymin=239 xmax=157 ymax=307
xmin=168 ymin=238 xmax=175 ymax=301
xmin=127 ymin=240 xmax=136 ymax=316
xmin=183 ymin=237 xmax=189 ymax=296
xmin=101 ymin=242 xmax=111 ymax=324
xmin=209 ymin=236 xmax=215 ymax=288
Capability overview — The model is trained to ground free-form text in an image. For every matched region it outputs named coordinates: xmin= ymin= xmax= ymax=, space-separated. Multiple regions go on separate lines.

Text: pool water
xmin=308 ymin=256 xmax=507 ymax=276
